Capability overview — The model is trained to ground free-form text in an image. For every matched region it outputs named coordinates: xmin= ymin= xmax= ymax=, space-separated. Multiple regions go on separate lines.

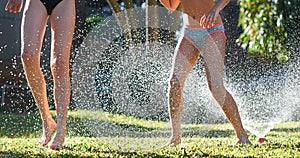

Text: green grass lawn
xmin=0 ymin=110 xmax=299 ymax=157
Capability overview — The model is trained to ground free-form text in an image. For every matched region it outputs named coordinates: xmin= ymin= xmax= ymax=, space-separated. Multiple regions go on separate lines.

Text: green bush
xmin=86 ymin=15 xmax=105 ymax=32
xmin=237 ymin=0 xmax=299 ymax=61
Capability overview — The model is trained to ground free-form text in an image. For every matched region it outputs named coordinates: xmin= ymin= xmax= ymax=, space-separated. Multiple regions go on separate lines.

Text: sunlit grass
xmin=0 ymin=110 xmax=299 ymax=157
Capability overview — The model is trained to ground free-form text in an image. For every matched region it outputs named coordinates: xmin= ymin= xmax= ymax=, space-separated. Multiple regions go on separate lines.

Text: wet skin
xmin=159 ymin=0 xmax=252 ymax=146
xmin=5 ymin=0 xmax=75 ymax=150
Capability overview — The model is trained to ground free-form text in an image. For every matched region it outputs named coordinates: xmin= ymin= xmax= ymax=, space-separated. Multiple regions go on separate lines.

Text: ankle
xmin=236 ymin=135 xmax=251 ymax=145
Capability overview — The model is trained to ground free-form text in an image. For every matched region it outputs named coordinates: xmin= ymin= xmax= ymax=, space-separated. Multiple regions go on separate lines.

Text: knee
xmin=51 ymin=57 xmax=69 ymax=75
xmin=208 ymin=83 xmax=230 ymax=104
xmin=21 ymin=50 xmax=32 ymax=62
xmin=169 ymin=75 xmax=183 ymax=92
xmin=208 ymin=84 xmax=230 ymax=106
xmin=168 ymin=76 xmax=183 ymax=109
xmin=208 ymin=83 xmax=226 ymax=97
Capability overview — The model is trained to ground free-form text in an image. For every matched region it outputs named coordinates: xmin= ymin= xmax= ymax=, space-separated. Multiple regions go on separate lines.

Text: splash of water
xmin=228 ymin=62 xmax=300 ymax=138
xmin=243 ymin=121 xmax=277 ymax=138
xmin=73 ymin=5 xmax=300 ymax=145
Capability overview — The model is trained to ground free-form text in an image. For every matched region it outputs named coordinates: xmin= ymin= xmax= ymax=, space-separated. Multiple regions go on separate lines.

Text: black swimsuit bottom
xmin=40 ymin=0 xmax=63 ymax=15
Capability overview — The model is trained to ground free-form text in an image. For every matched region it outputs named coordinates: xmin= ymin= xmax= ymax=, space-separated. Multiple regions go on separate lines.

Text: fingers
xmin=16 ymin=3 xmax=22 ymax=12
xmin=200 ymin=8 xmax=219 ymax=28
xmin=200 ymin=15 xmax=212 ymax=28
xmin=5 ymin=1 xmax=11 ymax=11
xmin=200 ymin=14 xmax=217 ymax=28
xmin=5 ymin=0 xmax=22 ymax=13
xmin=200 ymin=16 xmax=205 ymax=27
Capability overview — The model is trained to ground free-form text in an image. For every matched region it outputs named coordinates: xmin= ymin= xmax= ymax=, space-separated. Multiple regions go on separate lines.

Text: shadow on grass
xmin=63 ymin=146 xmax=174 ymax=158
xmin=0 ymin=151 xmax=23 ymax=158
xmin=181 ymin=128 xmax=233 ymax=138
xmin=259 ymin=141 xmax=300 ymax=150
xmin=0 ymin=111 xmax=237 ymax=139
xmin=1 ymin=147 xmax=241 ymax=158
xmin=66 ymin=114 xmax=235 ymax=138
xmin=0 ymin=150 xmax=197 ymax=158
xmin=0 ymin=113 xmax=41 ymax=137
xmin=271 ymin=127 xmax=300 ymax=133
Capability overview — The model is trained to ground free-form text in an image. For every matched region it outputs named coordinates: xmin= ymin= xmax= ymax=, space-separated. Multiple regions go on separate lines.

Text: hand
xmin=200 ymin=7 xmax=220 ymax=28
xmin=5 ymin=0 xmax=23 ymax=13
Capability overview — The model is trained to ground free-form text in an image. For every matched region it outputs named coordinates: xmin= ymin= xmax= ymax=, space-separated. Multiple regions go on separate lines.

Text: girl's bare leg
xmin=167 ymin=37 xmax=200 ymax=146
xmin=48 ymin=0 xmax=75 ymax=150
xmin=203 ymin=32 xmax=251 ymax=145
xmin=21 ymin=0 xmax=56 ymax=146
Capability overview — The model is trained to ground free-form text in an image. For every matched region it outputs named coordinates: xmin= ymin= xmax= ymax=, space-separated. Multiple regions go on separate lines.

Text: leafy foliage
xmin=237 ymin=0 xmax=299 ymax=61
xmin=86 ymin=15 xmax=105 ymax=32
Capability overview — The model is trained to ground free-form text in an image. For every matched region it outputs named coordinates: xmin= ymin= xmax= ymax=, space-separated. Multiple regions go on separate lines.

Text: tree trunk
xmin=124 ymin=0 xmax=141 ymax=43
xmin=106 ymin=0 xmax=132 ymax=41
xmin=146 ymin=0 xmax=159 ymax=44
xmin=106 ymin=0 xmax=121 ymax=13
xmin=134 ymin=0 xmax=143 ymax=7
xmin=168 ymin=4 xmax=181 ymax=45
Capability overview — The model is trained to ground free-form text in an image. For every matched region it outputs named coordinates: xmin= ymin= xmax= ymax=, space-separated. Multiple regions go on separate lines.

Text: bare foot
xmin=39 ymin=119 xmax=57 ymax=146
xmin=49 ymin=125 xmax=67 ymax=150
xmin=235 ymin=136 xmax=252 ymax=145
xmin=166 ymin=136 xmax=181 ymax=146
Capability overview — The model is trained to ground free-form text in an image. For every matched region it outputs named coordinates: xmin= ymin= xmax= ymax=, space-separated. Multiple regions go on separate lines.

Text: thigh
xmin=21 ymin=0 xmax=48 ymax=56
xmin=170 ymin=36 xmax=201 ymax=82
xmin=49 ymin=0 xmax=75 ymax=60
xmin=203 ymin=32 xmax=226 ymax=86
